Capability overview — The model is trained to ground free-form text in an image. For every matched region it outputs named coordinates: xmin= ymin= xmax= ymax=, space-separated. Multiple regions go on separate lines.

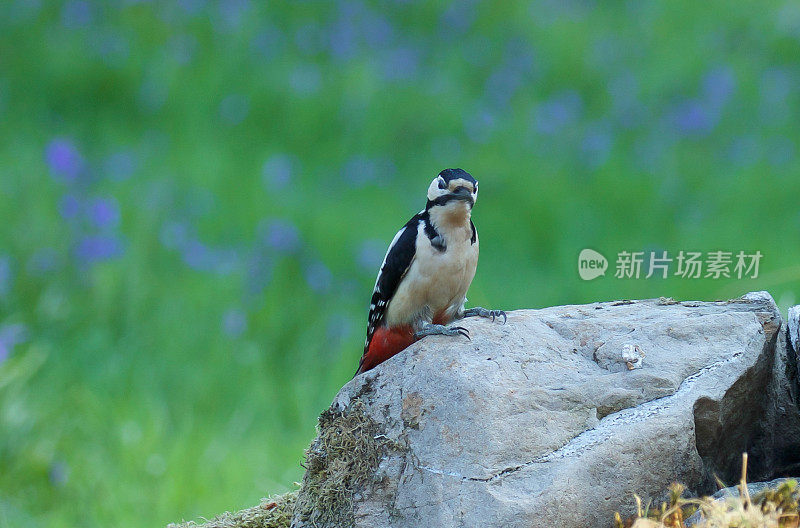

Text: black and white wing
xmin=362 ymin=213 xmax=422 ymax=354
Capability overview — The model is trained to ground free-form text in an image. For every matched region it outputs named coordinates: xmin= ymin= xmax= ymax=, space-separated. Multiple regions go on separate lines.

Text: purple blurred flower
xmin=93 ymin=30 xmax=130 ymax=68
xmin=103 ymin=150 xmax=138 ymax=181
xmin=588 ymin=35 xmax=625 ymax=72
xmin=484 ymin=43 xmax=536 ymax=109
xmin=45 ymin=138 xmax=84 ymax=182
xmin=581 ymin=122 xmax=614 ymax=168
xmin=262 ymin=154 xmax=295 ymax=189
xmin=219 ymin=94 xmax=250 ymax=125
xmin=181 ymin=240 xmax=240 ymax=274
xmin=289 ymin=64 xmax=322 ymax=96
xmin=702 ymin=66 xmax=736 ymax=108
xmin=221 ymin=308 xmax=247 ymax=338
xmin=74 ymin=235 xmax=124 ymax=264
xmin=89 ymin=197 xmax=121 ymax=229
xmin=608 ymin=72 xmax=638 ymax=103
xmin=246 ymin=250 xmax=274 ymax=296
xmin=341 ymin=156 xmax=395 ymax=187
xmin=138 ymin=77 xmax=168 ymax=112
xmin=326 ymin=314 xmax=353 ymax=344
xmin=381 ymin=47 xmax=419 ymax=80
xmin=328 ymin=14 xmax=358 ymax=61
xmin=485 ymin=67 xmax=519 ymax=108
xmin=305 ymin=260 xmax=332 ymax=293
xmin=27 ymin=248 xmax=61 ymax=275
xmin=1 ymin=346 xmax=11 ymax=365
xmin=178 ymin=0 xmax=207 ymax=14
xmin=607 ymin=72 xmax=644 ymax=129
xmin=441 ymin=0 xmax=478 ymax=34
xmin=356 ymin=240 xmax=385 ymax=275
xmin=251 ymin=24 xmax=285 ymax=59
xmin=0 ymin=323 xmax=28 ymax=363
xmin=361 ymin=12 xmax=394 ymax=49
xmin=464 ymin=108 xmax=496 ymax=144
xmin=209 ymin=247 xmax=241 ymax=275
xmin=59 ymin=193 xmax=82 ymax=220
xmin=61 ymin=0 xmax=91 ymax=28
xmin=759 ymin=67 xmax=793 ymax=124
xmin=167 ymin=34 xmax=198 ymax=66
xmin=670 ymin=99 xmax=716 ymax=135
xmin=217 ymin=0 xmax=251 ymax=31
xmin=182 ymin=240 xmax=212 ymax=270
xmin=259 ymin=219 xmax=301 ymax=253
xmin=534 ymin=91 xmax=583 ymax=135
xmin=0 ymin=257 xmax=10 ymax=298
xmin=49 ymin=461 xmax=69 ymax=487
xmin=160 ymin=221 xmax=191 ymax=250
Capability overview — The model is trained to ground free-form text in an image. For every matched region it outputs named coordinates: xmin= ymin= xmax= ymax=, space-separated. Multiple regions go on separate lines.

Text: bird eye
xmin=438 ymin=179 xmax=447 ymax=189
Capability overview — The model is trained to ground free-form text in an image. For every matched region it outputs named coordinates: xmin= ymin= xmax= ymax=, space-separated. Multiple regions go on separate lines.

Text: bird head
xmin=426 ymin=168 xmax=478 ymax=210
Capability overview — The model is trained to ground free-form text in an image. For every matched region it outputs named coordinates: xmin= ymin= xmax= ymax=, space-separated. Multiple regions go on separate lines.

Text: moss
xmin=293 ymin=399 xmax=401 ymax=528
xmin=167 ymin=490 xmax=297 ymax=528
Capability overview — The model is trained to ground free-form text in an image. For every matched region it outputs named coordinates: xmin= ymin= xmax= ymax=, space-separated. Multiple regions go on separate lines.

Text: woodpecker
xmin=355 ymin=168 xmax=506 ymax=376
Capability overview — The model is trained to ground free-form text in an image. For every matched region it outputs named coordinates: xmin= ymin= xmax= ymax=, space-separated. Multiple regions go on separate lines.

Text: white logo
xmin=578 ymin=249 xmax=608 ymax=280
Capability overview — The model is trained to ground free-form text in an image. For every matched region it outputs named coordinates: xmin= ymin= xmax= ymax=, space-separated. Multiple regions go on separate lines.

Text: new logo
xmin=578 ymin=249 xmax=608 ymax=280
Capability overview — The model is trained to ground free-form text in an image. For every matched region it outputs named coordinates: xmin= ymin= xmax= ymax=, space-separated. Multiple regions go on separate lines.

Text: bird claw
xmin=491 ymin=310 xmax=508 ymax=324
xmin=452 ymin=326 xmax=471 ymax=340
xmin=464 ymin=307 xmax=507 ymax=324
xmin=415 ymin=324 xmax=470 ymax=340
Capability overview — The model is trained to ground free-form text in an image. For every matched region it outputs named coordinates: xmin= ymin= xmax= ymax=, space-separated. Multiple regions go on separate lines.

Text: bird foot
xmin=463 ymin=307 xmax=507 ymax=324
xmin=414 ymin=323 xmax=470 ymax=340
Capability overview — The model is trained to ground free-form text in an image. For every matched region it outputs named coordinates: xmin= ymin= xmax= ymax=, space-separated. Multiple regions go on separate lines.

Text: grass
xmin=619 ymin=455 xmax=800 ymax=528
xmin=0 ymin=1 xmax=799 ymax=527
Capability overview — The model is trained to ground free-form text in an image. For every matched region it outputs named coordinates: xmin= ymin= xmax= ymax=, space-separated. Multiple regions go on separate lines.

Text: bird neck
xmin=427 ymin=201 xmax=472 ymax=235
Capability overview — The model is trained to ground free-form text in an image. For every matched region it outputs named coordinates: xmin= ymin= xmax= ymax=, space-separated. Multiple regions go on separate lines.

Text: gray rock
xmin=788 ymin=306 xmax=800 ymax=355
xmin=291 ymin=292 xmax=800 ymax=528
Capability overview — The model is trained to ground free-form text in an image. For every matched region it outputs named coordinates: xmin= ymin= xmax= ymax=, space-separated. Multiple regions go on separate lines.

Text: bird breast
xmin=384 ymin=220 xmax=478 ymax=328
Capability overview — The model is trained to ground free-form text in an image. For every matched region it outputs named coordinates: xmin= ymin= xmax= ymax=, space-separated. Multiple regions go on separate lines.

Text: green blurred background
xmin=1 ymin=0 xmax=799 ymax=526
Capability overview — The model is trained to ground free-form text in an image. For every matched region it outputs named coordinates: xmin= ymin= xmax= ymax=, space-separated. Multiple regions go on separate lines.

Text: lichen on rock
xmin=292 ymin=399 xmax=403 ymax=528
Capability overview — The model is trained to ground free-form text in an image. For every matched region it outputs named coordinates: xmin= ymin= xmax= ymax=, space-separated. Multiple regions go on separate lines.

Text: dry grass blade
xmin=621 ymin=454 xmax=799 ymax=528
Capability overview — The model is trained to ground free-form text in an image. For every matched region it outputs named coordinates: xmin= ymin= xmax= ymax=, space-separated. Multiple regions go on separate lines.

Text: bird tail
xmin=354 ymin=325 xmax=415 ymax=377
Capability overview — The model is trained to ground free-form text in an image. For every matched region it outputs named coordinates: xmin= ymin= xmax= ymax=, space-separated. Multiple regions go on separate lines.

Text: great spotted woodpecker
xmin=355 ymin=168 xmax=506 ymax=375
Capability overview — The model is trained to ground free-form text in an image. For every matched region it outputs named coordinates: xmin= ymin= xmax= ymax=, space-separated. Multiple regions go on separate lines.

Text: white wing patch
xmin=373 ymin=225 xmax=409 ymax=291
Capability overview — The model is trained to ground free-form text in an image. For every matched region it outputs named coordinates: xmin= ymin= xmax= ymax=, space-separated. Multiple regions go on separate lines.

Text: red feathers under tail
xmin=356 ymin=325 xmax=416 ymax=375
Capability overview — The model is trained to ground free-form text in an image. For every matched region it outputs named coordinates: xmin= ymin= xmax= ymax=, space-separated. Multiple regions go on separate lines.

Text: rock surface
xmin=291 ymin=292 xmax=800 ymax=528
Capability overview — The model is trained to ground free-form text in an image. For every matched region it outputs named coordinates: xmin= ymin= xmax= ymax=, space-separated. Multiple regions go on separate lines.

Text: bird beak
xmin=452 ymin=186 xmax=473 ymax=201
